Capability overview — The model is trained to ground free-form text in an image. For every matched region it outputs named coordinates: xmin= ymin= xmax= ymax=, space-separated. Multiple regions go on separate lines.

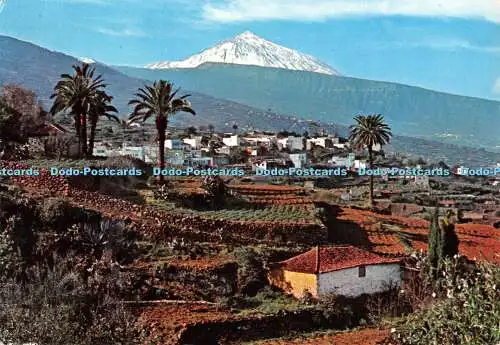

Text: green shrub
xmin=233 ymin=247 xmax=267 ymax=296
xmin=40 ymin=197 xmax=76 ymax=231
xmin=388 ymin=259 xmax=500 ymax=345
xmin=202 ymin=175 xmax=228 ymax=210
xmin=0 ymin=257 xmax=139 ymax=345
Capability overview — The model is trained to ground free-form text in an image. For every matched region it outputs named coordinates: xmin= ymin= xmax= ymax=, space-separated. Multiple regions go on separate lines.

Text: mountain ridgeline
xmin=0 ymin=35 xmax=327 ymax=133
xmin=117 ymin=63 xmax=500 ymax=150
xmin=0 ymin=34 xmax=499 ymax=165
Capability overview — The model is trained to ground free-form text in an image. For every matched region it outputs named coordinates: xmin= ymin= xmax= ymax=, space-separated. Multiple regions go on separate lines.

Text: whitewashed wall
xmin=317 ymin=264 xmax=401 ymax=298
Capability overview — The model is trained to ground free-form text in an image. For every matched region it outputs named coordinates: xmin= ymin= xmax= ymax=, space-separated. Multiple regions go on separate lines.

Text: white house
xmin=329 ymin=156 xmax=350 ymax=167
xmin=243 ymin=135 xmax=276 ymax=147
xmin=216 ymin=146 xmax=233 ymax=155
xmin=354 ymin=159 xmax=367 ymax=170
xmin=142 ymin=145 xmax=159 ymax=164
xmin=306 ymin=137 xmax=329 ymax=150
xmin=251 ymin=158 xmax=290 ymax=171
xmin=165 ymin=149 xmax=186 ymax=166
xmin=120 ymin=145 xmax=145 ymax=160
xmin=93 ymin=143 xmax=119 ymax=157
xmin=277 ymin=136 xmax=305 ymax=151
xmin=269 ymin=245 xmax=402 ymax=299
xmin=222 ymin=134 xmax=240 ymax=147
xmin=182 ymin=136 xmax=203 ymax=150
xmin=289 ymin=152 xmax=307 ymax=169
xmin=333 ymin=143 xmax=348 ymax=149
xmin=165 ymin=139 xmax=184 ymax=150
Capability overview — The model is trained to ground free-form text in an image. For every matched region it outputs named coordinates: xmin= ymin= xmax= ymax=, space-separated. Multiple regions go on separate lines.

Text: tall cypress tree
xmin=440 ymin=212 xmax=459 ymax=259
xmin=428 ymin=207 xmax=442 ymax=280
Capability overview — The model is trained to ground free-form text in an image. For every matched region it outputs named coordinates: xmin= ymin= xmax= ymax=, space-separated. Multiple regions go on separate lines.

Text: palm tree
xmin=349 ymin=114 xmax=392 ymax=207
xmin=50 ymin=63 xmax=106 ymax=156
xmin=128 ymin=80 xmax=195 ymax=181
xmin=87 ymin=91 xmax=118 ymax=156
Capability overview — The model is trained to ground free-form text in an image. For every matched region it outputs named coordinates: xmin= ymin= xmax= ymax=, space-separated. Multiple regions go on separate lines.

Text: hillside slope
xmin=117 ymin=63 xmax=500 ymax=150
xmin=0 ymin=35 xmax=337 ymax=133
xmin=0 ymin=35 xmax=499 ymax=165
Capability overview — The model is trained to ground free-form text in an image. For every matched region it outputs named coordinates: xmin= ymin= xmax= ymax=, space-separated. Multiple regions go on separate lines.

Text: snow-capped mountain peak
xmin=145 ymin=32 xmax=340 ymax=76
xmin=79 ymin=57 xmax=96 ymax=64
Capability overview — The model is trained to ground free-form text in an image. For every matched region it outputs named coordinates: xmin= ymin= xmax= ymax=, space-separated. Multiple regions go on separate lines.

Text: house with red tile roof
xmin=268 ymin=245 xmax=402 ymax=299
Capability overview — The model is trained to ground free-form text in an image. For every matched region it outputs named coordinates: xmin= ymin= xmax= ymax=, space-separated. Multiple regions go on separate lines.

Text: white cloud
xmin=202 ymin=0 xmax=500 ymax=23
xmin=403 ymin=38 xmax=500 ymax=53
xmin=493 ymin=78 xmax=500 ymax=94
xmin=95 ymin=27 xmax=146 ymax=37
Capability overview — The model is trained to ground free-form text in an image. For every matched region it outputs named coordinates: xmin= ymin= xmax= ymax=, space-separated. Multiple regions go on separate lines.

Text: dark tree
xmin=428 ymin=207 xmax=442 ymax=280
xmin=1 ymin=85 xmax=47 ymax=137
xmin=440 ymin=211 xmax=459 ymax=259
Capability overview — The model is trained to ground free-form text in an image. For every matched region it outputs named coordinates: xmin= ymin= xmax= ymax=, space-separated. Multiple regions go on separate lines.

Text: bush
xmin=387 ymin=258 xmax=500 ymax=345
xmin=40 ymin=197 xmax=76 ymax=231
xmin=0 ymin=194 xmax=141 ymax=345
xmin=390 ymin=196 xmax=414 ymax=203
xmin=233 ymin=247 xmax=267 ymax=296
xmin=202 ymin=175 xmax=228 ymax=209
xmin=315 ymin=294 xmax=356 ymax=328
xmin=0 ymin=257 xmax=139 ymax=345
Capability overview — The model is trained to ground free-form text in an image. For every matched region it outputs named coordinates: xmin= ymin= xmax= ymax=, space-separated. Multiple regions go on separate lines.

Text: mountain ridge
xmin=0 ymin=34 xmax=499 ymax=165
xmin=117 ymin=62 xmax=500 ymax=150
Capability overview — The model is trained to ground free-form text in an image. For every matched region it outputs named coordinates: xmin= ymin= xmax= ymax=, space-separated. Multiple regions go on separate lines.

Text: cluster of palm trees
xmin=50 ymin=63 xmax=196 ymax=169
xmin=50 ymin=64 xmax=119 ymax=157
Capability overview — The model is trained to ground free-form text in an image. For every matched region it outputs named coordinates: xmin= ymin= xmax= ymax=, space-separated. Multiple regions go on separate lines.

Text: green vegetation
xmin=226 ymin=288 xmax=305 ymax=317
xmin=148 ymin=196 xmax=315 ymax=222
xmin=0 ymin=85 xmax=48 ymax=159
xmin=428 ymin=208 xmax=459 ymax=280
xmin=388 ymin=259 xmax=500 ymax=345
xmin=201 ymin=175 xmax=228 ymax=210
xmin=0 ymin=190 xmax=140 ymax=344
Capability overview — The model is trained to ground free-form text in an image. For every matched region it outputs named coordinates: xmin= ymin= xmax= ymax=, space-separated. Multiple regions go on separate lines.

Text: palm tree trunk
xmin=74 ymin=114 xmax=81 ymax=157
xmin=157 ymin=117 xmax=167 ymax=182
xmin=368 ymin=146 xmax=374 ymax=208
xmin=88 ymin=116 xmax=97 ymax=157
xmin=81 ymin=114 xmax=88 ymax=157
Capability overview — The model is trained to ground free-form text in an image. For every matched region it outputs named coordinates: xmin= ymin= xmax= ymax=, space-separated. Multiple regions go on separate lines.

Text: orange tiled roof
xmin=279 ymin=246 xmax=401 ymax=274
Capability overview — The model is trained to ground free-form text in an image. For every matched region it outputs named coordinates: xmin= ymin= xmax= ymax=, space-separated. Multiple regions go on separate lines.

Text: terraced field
xmin=336 ymin=207 xmax=500 ymax=263
xmin=255 ymin=328 xmax=389 ymax=345
xmin=156 ymin=179 xmax=320 ymax=224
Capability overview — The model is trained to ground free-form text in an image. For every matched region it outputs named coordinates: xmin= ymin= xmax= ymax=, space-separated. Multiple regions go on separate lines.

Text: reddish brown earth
xmin=12 ymin=168 xmax=500 ymax=263
xmin=12 ymin=171 xmax=326 ymax=245
xmin=133 ymin=256 xmax=234 ymax=271
xmin=137 ymin=304 xmax=237 ymax=345
xmin=337 ymin=207 xmax=500 ymax=264
xmin=258 ymin=327 xmax=390 ymax=345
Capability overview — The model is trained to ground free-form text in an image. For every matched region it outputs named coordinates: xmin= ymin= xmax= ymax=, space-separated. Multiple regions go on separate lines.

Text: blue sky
xmin=0 ymin=0 xmax=499 ymax=100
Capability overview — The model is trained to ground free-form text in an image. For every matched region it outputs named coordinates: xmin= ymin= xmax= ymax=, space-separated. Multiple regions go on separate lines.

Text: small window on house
xmin=358 ymin=265 xmax=366 ymax=277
